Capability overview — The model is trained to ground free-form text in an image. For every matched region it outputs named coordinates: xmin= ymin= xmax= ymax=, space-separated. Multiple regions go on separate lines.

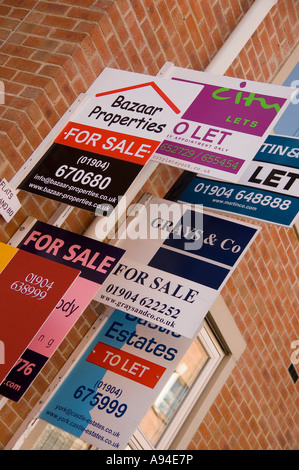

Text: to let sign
xmin=40 ymin=309 xmax=193 ymax=450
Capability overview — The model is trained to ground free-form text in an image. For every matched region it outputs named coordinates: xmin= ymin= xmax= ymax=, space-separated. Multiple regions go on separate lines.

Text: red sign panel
xmin=0 ymin=246 xmax=79 ymax=383
xmin=55 ymin=121 xmax=158 ymax=166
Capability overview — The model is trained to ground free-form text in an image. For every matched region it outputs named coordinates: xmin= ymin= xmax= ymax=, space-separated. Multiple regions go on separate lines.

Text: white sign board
xmin=96 ymin=197 xmax=260 ymax=338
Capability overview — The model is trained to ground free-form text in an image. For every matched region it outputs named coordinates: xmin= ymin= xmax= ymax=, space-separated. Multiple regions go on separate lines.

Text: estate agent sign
xmin=153 ymin=68 xmax=296 ymax=182
xmin=176 ymin=135 xmax=299 ymax=227
xmin=96 ymin=197 xmax=260 ymax=338
xmin=0 ymin=242 xmax=79 ymax=385
xmin=40 ymin=309 xmax=193 ymax=450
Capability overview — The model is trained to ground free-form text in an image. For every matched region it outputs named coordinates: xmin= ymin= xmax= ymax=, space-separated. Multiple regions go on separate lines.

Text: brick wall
xmin=0 ymin=0 xmax=298 ymax=450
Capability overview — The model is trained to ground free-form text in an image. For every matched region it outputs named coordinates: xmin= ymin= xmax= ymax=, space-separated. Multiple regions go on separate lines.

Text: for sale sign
xmin=18 ymin=68 xmax=201 ymax=215
xmin=153 ymin=68 xmax=297 ymax=182
xmin=0 ymin=242 xmax=79 ymax=385
xmin=96 ymin=197 xmax=260 ymax=338
xmin=177 ymin=135 xmax=299 ymax=226
xmin=40 ymin=309 xmax=193 ymax=450
xmin=0 ymin=222 xmax=125 ymax=401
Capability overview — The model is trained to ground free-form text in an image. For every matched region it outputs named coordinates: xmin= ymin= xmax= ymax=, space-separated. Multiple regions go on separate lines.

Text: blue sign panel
xmin=40 ymin=309 xmax=192 ymax=450
xmin=178 ymin=135 xmax=299 ymax=226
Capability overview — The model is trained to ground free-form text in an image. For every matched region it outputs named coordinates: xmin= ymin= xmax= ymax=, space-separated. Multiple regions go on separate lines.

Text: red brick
xmin=23 ymin=36 xmax=60 ymax=51
xmin=49 ymin=28 xmax=86 ymax=43
xmin=107 ymin=34 xmax=129 ymax=69
xmin=8 ymin=7 xmax=29 ymax=20
xmin=4 ymin=31 xmax=26 ymax=45
xmin=0 ymin=16 xmax=20 ymax=30
xmin=200 ymin=22 xmax=215 ymax=55
xmin=0 ymin=5 xmax=12 ymax=16
xmin=72 ymin=46 xmax=97 ymax=87
xmin=41 ymin=14 xmax=77 ymax=30
xmin=129 ymin=0 xmax=147 ymax=24
xmin=90 ymin=26 xmax=114 ymax=64
xmin=125 ymin=10 xmax=145 ymax=50
xmin=0 ymin=66 xmax=17 ymax=80
xmin=2 ymin=121 xmax=23 ymax=148
xmin=185 ymin=13 xmax=202 ymax=49
xmin=17 ymin=21 xmax=52 ymax=37
xmin=108 ymin=2 xmax=130 ymax=44
xmin=67 ymin=6 xmax=102 ymax=23
xmin=0 ymin=43 xmax=35 ymax=59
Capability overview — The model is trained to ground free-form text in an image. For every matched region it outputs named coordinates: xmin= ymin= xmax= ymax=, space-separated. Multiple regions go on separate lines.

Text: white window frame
xmin=128 ymin=320 xmax=225 ymax=450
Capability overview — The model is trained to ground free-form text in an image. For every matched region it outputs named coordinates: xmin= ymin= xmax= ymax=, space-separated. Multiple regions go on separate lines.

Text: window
xmin=127 ymin=320 xmax=225 ymax=450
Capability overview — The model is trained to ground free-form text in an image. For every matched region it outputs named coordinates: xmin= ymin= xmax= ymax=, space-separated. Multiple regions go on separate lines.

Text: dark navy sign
xmin=97 ymin=197 xmax=260 ymax=338
xmin=178 ymin=135 xmax=299 ymax=226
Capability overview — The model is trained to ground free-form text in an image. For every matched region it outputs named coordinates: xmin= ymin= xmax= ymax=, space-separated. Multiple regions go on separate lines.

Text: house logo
xmin=86 ymin=81 xmax=181 ymax=135
xmin=95 ymin=81 xmax=181 ymax=114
